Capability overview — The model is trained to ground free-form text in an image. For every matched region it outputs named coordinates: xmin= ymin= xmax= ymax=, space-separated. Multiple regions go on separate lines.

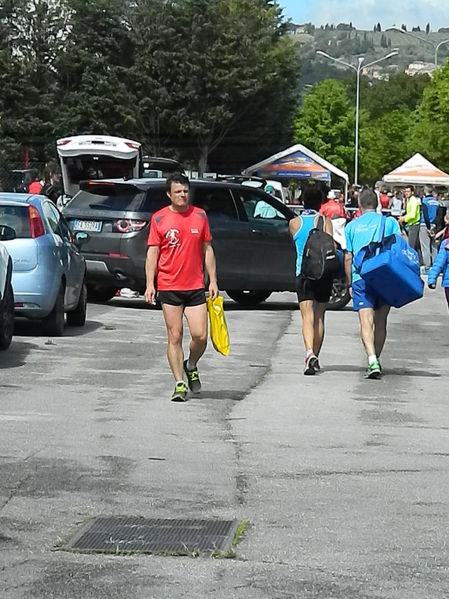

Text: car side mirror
xmin=74 ymin=231 xmax=89 ymax=247
xmin=0 ymin=225 xmax=16 ymax=241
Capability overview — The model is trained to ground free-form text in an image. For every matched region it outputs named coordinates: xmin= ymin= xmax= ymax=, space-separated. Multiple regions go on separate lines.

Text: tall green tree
xmin=53 ymin=0 xmax=137 ymax=141
xmin=0 ymin=0 xmax=69 ymax=165
xmin=293 ymin=79 xmax=355 ymax=175
xmin=129 ymin=0 xmax=300 ymax=172
xmin=410 ymin=62 xmax=449 ymax=171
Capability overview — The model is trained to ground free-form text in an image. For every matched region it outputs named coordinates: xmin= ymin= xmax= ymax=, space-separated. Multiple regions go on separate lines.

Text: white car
xmin=0 ymin=225 xmax=15 ymax=350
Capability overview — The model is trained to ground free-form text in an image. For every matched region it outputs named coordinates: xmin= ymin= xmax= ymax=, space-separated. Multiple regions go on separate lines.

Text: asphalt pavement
xmin=0 ymin=286 xmax=448 ymax=598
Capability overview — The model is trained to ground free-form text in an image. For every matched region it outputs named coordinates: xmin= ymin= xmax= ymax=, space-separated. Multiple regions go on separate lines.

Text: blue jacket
xmin=427 ymin=239 xmax=449 ymax=287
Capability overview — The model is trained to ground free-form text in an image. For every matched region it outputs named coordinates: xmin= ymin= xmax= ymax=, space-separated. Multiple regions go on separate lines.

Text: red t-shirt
xmin=28 ymin=181 xmax=42 ymax=194
xmin=319 ymin=199 xmax=346 ymax=219
xmin=379 ymin=193 xmax=390 ymax=210
xmin=147 ymin=205 xmax=212 ymax=291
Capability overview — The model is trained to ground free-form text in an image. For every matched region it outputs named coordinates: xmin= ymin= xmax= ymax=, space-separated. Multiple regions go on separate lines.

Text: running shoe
xmin=171 ymin=381 xmax=188 ymax=402
xmin=304 ymin=354 xmax=319 ymax=376
xmin=183 ymin=360 xmax=202 ymax=393
xmin=365 ymin=360 xmax=381 ymax=379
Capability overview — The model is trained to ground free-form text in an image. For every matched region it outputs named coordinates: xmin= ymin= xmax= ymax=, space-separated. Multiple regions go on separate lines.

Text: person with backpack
xmin=344 ymin=188 xmax=401 ymax=379
xmin=289 ymin=186 xmax=338 ymax=375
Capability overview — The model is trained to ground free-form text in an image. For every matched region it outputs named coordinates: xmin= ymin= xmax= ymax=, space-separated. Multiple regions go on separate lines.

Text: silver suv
xmin=0 ymin=225 xmax=15 ymax=349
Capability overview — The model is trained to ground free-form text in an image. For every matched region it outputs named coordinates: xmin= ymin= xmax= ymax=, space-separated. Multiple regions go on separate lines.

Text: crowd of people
xmin=291 ymin=182 xmax=449 ymax=380
xmin=14 ymin=165 xmax=62 ymax=205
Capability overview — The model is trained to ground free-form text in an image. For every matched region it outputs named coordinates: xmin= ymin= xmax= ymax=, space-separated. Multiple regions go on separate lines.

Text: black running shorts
xmin=157 ymin=288 xmax=206 ymax=307
xmin=296 ymin=275 xmax=333 ymax=304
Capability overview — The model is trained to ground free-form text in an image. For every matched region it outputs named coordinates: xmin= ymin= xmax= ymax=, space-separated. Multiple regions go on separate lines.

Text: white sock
xmin=176 ymin=380 xmax=184 ymax=386
xmin=368 ymin=354 xmax=377 ymax=365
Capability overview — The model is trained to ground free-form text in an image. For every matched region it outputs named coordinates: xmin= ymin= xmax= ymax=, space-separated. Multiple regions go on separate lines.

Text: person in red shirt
xmin=144 ymin=173 xmax=218 ymax=402
xmin=27 ymin=170 xmax=43 ymax=194
xmin=319 ymin=190 xmax=346 ymax=219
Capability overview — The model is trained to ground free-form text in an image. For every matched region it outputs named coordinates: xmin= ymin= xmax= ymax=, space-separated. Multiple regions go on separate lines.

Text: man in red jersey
xmin=144 ymin=173 xmax=218 ymax=402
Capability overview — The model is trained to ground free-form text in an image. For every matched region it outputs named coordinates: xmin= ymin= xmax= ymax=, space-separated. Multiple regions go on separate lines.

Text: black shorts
xmin=296 ymin=275 xmax=333 ymax=304
xmin=157 ymin=288 xmax=206 ymax=307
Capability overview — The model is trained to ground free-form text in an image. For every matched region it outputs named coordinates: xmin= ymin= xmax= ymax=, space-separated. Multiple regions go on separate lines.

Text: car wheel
xmin=0 ymin=282 xmax=14 ymax=350
xmin=226 ymin=290 xmax=272 ymax=306
xmin=66 ymin=282 xmax=87 ymax=327
xmin=87 ymin=285 xmax=117 ymax=303
xmin=42 ymin=284 xmax=65 ymax=336
xmin=327 ymin=277 xmax=351 ymax=310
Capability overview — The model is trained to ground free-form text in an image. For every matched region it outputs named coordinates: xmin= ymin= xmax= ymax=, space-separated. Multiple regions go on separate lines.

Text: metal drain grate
xmin=64 ymin=517 xmax=239 ymax=555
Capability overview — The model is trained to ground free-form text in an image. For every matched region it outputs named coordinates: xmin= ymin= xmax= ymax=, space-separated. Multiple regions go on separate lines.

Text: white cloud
xmin=309 ymin=0 xmax=449 ymax=31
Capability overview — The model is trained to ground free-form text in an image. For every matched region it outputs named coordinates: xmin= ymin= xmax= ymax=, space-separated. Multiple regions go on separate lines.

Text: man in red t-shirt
xmin=144 ymin=173 xmax=218 ymax=402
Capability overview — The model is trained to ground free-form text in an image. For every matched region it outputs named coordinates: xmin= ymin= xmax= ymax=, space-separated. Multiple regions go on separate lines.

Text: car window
xmin=235 ymin=188 xmax=287 ymax=222
xmin=69 ymin=185 xmax=148 ymax=212
xmin=140 ymin=187 xmax=170 ymax=213
xmin=191 ymin=186 xmax=238 ymax=221
xmin=58 ymin=213 xmax=75 ymax=242
xmin=42 ymin=201 xmax=61 ymax=233
xmin=0 ymin=205 xmax=30 ymax=238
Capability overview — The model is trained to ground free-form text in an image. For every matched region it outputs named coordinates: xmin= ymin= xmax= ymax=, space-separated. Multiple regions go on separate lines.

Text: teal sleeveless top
xmin=292 ymin=210 xmax=320 ymax=276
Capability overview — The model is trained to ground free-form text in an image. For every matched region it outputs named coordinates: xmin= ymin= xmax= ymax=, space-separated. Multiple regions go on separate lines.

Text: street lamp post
xmin=316 ymin=50 xmax=399 ymax=185
xmin=387 ymin=26 xmax=449 ymax=67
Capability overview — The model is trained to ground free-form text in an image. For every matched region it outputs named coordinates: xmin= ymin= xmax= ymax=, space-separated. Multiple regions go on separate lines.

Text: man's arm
xmin=144 ymin=245 xmax=159 ymax=304
xmin=204 ymin=242 xmax=218 ymax=300
xmin=344 ymin=251 xmax=353 ymax=295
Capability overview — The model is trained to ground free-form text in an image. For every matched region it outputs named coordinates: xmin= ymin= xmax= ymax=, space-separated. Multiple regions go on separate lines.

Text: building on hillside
xmin=405 ymin=61 xmax=436 ymax=76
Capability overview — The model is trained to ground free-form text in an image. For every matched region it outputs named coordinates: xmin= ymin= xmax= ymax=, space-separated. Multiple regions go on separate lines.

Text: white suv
xmin=0 ymin=225 xmax=15 ymax=350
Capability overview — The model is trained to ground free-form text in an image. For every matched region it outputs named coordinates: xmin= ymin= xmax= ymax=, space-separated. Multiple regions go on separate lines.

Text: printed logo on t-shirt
xmin=191 ymin=228 xmax=199 ymax=234
xmin=165 ymin=228 xmax=180 ymax=247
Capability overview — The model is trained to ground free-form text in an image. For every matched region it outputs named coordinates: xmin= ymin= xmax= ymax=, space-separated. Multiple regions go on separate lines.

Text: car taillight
xmin=28 ymin=206 xmax=45 ymax=238
xmin=114 ymin=219 xmax=148 ymax=233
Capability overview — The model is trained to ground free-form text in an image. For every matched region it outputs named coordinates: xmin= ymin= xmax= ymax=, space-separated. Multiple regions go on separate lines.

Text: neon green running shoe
xmin=171 ymin=381 xmax=188 ymax=402
xmin=183 ymin=360 xmax=201 ymax=394
xmin=365 ymin=360 xmax=381 ymax=379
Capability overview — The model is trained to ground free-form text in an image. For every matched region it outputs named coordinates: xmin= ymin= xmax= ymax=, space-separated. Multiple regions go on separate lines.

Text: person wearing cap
xmin=419 ymin=185 xmax=446 ymax=270
xmin=320 ymin=190 xmax=346 ymax=220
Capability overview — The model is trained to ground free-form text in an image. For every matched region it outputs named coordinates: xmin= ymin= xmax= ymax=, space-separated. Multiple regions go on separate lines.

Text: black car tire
xmin=42 ymin=284 xmax=65 ymax=336
xmin=327 ymin=277 xmax=351 ymax=310
xmin=226 ymin=290 xmax=272 ymax=306
xmin=67 ymin=282 xmax=87 ymax=327
xmin=87 ymin=285 xmax=117 ymax=303
xmin=0 ymin=281 xmax=14 ymax=350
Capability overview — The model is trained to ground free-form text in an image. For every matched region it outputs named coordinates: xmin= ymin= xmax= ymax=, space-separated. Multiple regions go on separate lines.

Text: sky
xmin=280 ymin=0 xmax=449 ymax=31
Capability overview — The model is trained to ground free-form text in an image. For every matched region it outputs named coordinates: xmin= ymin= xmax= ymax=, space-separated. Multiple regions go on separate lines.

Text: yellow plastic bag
xmin=206 ymin=296 xmax=230 ymax=356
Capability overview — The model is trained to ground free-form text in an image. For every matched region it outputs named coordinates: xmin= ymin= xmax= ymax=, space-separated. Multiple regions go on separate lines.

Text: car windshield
xmin=0 ymin=205 xmax=30 ymax=238
xmin=70 ymin=184 xmax=169 ymax=213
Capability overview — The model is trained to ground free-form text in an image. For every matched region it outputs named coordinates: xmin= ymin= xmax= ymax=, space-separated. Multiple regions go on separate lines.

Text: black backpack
xmin=301 ymin=215 xmax=340 ymax=280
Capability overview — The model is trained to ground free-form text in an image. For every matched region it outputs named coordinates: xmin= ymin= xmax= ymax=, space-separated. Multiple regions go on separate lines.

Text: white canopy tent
xmin=382 ymin=153 xmax=449 ymax=186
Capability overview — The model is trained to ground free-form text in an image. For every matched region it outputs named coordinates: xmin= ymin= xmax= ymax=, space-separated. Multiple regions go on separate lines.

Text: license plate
xmin=72 ymin=219 xmax=102 ymax=232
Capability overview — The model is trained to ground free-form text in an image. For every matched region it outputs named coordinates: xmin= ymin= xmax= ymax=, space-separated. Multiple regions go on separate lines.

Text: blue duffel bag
xmin=353 ymin=216 xmax=423 ymax=308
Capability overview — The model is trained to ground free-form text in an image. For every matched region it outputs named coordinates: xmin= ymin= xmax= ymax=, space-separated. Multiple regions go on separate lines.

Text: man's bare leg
xmin=162 ymin=303 xmax=184 ymax=381
xmin=184 ymin=303 xmax=208 ymax=367
xmin=374 ymin=304 xmax=390 ymax=357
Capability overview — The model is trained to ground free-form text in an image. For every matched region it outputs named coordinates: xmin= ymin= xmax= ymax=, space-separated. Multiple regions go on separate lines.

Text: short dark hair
xmin=405 ymin=184 xmax=415 ymax=193
xmin=166 ymin=172 xmax=189 ymax=193
xmin=359 ymin=188 xmax=378 ymax=210
xmin=302 ymin=185 xmax=323 ymax=211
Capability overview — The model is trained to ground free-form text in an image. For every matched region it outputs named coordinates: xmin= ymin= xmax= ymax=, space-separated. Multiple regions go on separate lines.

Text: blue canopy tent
xmin=242 ymin=144 xmax=349 ymax=198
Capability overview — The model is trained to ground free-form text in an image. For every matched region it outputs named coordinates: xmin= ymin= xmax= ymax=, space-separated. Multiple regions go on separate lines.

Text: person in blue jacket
xmin=427 ymin=237 xmax=449 ymax=314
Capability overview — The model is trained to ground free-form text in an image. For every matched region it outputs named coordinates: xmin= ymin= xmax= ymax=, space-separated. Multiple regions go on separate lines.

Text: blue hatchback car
xmin=0 ymin=193 xmax=88 ymax=335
